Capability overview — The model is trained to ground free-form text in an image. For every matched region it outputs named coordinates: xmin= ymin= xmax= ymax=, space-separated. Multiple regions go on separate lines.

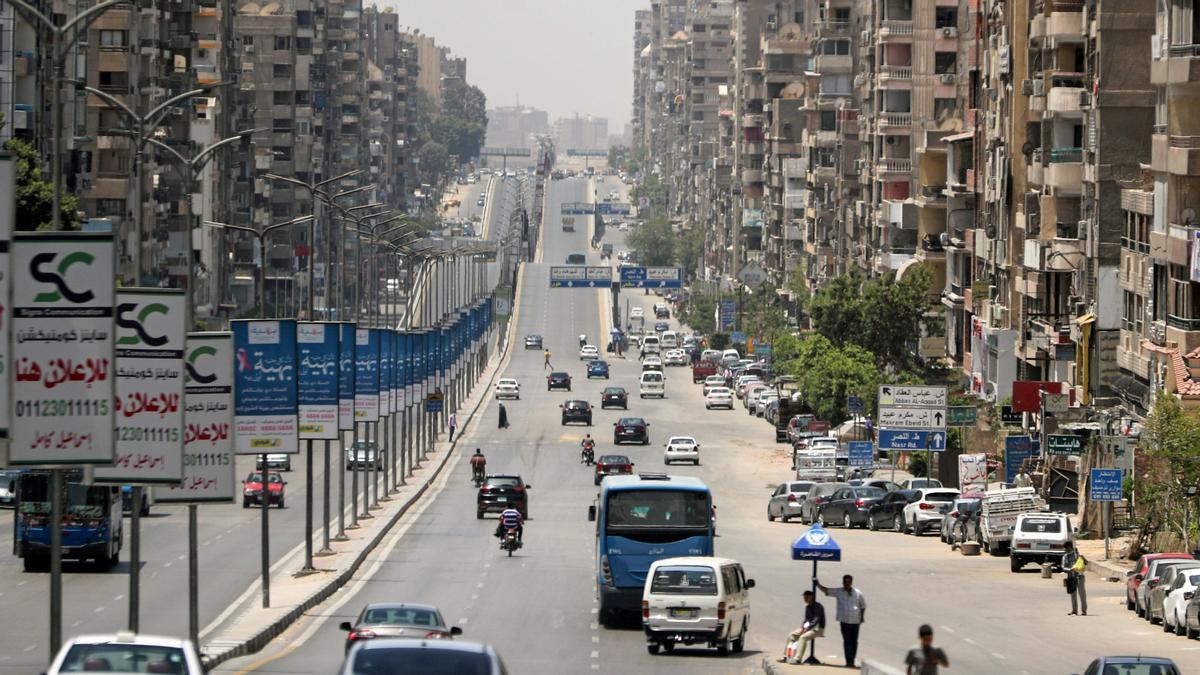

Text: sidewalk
xmin=763 ymin=657 xmax=904 ymax=675
xmin=1075 ymin=534 xmax=1135 ymax=582
xmin=201 ymin=314 xmax=517 ymax=669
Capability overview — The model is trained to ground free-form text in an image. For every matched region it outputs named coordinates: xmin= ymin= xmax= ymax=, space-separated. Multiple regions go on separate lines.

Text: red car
xmin=1127 ymin=552 xmax=1195 ymax=610
xmin=243 ymin=471 xmax=286 ymax=508
xmin=594 ymin=454 xmax=634 ymax=485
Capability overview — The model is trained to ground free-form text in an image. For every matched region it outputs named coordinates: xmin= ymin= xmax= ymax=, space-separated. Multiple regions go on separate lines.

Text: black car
xmin=547 ymin=371 xmax=571 ymax=391
xmin=654 ymin=321 xmax=670 ymax=333
xmin=613 ymin=417 xmax=650 ymax=445
xmin=866 ymin=490 xmax=920 ymax=531
xmin=818 ymin=486 xmax=887 ymax=528
xmin=594 ymin=454 xmax=634 ymax=485
xmin=477 ymin=474 xmax=530 ymax=519
xmin=524 ymin=334 xmax=543 ymax=349
xmin=560 ymin=400 xmax=593 ymax=425
xmin=601 ymin=386 xmax=628 ymax=410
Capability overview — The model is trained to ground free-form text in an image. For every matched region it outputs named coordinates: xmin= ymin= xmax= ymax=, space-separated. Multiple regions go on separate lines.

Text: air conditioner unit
xmin=1021 ymin=79 xmax=1033 ymax=96
xmin=245 ymin=44 xmax=255 ymax=53
xmin=766 ymin=15 xmax=777 ymax=31
xmin=941 ymin=27 xmax=958 ymax=39
xmin=1079 ymin=91 xmax=1091 ymax=108
xmin=939 ymin=73 xmax=956 ymax=84
xmin=998 ymin=46 xmax=1010 ymax=75
xmin=1032 ymin=79 xmax=1045 ymax=96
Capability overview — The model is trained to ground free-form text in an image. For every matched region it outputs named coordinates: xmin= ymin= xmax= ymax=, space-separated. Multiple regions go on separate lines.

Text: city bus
xmin=588 ymin=473 xmax=714 ymax=625
xmin=13 ymin=469 xmax=123 ymax=572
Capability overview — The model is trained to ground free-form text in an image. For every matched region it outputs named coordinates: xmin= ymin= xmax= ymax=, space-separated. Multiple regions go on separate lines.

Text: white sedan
xmin=579 ymin=345 xmax=600 ymax=360
xmin=705 ymin=387 xmax=734 ymax=410
xmin=663 ymin=349 xmax=688 ymax=366
xmin=641 ymin=355 xmax=664 ymax=370
xmin=702 ymin=375 xmax=727 ymax=395
xmin=1165 ymin=570 xmax=1200 ymax=634
xmin=630 ymin=307 xmax=644 ymax=318
xmin=494 ymin=378 xmax=520 ymax=399
xmin=664 ymin=436 xmax=701 ymax=465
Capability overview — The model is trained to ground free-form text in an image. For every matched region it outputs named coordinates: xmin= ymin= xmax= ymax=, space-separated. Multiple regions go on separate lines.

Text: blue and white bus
xmin=13 ymin=470 xmax=123 ymax=572
xmin=588 ymin=473 xmax=714 ymax=624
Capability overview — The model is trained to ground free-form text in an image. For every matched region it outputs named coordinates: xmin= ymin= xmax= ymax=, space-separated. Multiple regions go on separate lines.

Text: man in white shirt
xmin=816 ymin=574 xmax=866 ymax=668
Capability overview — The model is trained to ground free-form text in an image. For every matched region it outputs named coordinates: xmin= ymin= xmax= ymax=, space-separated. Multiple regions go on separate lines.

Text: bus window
xmin=606 ymin=490 xmax=710 ymax=528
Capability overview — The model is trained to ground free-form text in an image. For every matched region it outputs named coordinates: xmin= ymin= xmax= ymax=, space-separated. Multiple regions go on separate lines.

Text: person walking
xmin=815 ymin=574 xmax=866 ymax=668
xmin=447 ymin=412 xmax=458 ymax=442
xmin=1063 ymin=541 xmax=1088 ymax=615
xmin=498 ymin=403 xmax=509 ymax=429
xmin=778 ymin=590 xmax=825 ymax=665
xmin=905 ymin=625 xmax=949 ymax=675
xmin=1014 ymin=469 xmax=1033 ymax=489
xmin=543 ymin=350 xmax=552 ymax=370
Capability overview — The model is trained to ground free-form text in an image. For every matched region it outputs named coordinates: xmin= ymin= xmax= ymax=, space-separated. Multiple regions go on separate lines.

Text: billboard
xmin=232 ymin=320 xmax=298 ymax=454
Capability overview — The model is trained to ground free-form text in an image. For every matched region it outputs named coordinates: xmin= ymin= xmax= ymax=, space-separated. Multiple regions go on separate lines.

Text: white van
xmin=660 ymin=331 xmax=679 ymax=349
xmin=642 ymin=556 xmax=754 ymax=656
xmin=721 ymin=349 xmax=740 ymax=366
xmin=641 ymin=335 xmax=661 ymax=355
xmin=639 ymin=370 xmax=666 ymax=398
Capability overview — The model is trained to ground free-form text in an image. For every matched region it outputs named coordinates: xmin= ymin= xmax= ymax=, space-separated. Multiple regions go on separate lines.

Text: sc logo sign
xmin=116 ymin=302 xmax=170 ymax=347
xmin=185 ymin=345 xmax=218 ymax=384
xmin=31 ymin=251 xmax=97 ymax=304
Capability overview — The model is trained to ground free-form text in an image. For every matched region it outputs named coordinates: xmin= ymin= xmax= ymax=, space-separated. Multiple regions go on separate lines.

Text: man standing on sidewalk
xmin=447 ymin=412 xmax=458 ymax=442
xmin=815 ymin=574 xmax=866 ymax=668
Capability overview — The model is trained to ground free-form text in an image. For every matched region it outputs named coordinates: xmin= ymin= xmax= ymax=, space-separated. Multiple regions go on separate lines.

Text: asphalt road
xmin=215 ymin=174 xmax=1200 ymax=675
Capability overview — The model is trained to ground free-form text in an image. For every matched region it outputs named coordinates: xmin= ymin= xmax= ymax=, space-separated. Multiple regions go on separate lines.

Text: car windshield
xmin=606 ymin=490 xmax=710 ymax=528
xmin=650 ymin=566 xmax=719 ymax=596
xmin=854 ymin=487 xmax=887 ymax=499
xmin=604 ymin=388 xmax=625 ymax=394
xmin=350 ymin=442 xmax=376 ymax=451
xmin=599 ymin=455 xmax=629 ymax=464
xmin=350 ymin=646 xmax=491 ymax=675
xmin=60 ymin=643 xmax=188 ymax=673
xmin=790 ymin=482 xmax=814 ymax=493
xmin=1018 ymin=517 xmax=1063 ymax=532
xmin=246 ymin=473 xmax=282 ymax=484
xmin=669 ymin=438 xmax=696 ymax=445
xmin=1089 ymin=663 xmax=1179 ymax=675
xmin=617 ymin=418 xmax=645 ymax=426
xmin=361 ymin=607 xmax=442 ymax=627
xmin=923 ymin=491 xmax=958 ymax=502
xmin=551 ymin=372 xmax=569 ymax=378
xmin=565 ymin=401 xmax=589 ymax=410
xmin=487 ymin=477 xmax=521 ymax=488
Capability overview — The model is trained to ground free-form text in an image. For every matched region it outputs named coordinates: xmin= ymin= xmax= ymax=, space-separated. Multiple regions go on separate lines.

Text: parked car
xmin=600 ymin=386 xmax=628 ymax=410
xmin=1074 ymin=657 xmax=1180 ymax=675
xmin=594 ymin=454 xmax=634 ymax=485
xmin=900 ymin=488 xmax=960 ymax=535
xmin=867 ymin=490 xmax=920 ymax=531
xmin=256 ymin=453 xmax=292 ymax=472
xmin=705 ymin=387 xmax=734 ymax=410
xmin=941 ymin=497 xmax=982 ymax=545
xmin=819 ymin=486 xmax=888 ymax=528
xmin=242 ymin=471 xmax=285 ymax=508
xmin=547 ymin=371 xmax=572 ymax=391
xmin=1162 ymin=569 xmax=1200 ymax=634
xmin=494 ymin=378 xmax=520 ymax=399
xmin=560 ymin=400 xmax=593 ymax=426
xmin=337 ymin=640 xmax=507 ymax=675
xmin=702 ymin=375 xmax=727 ymax=395
xmin=799 ymin=482 xmax=850 ymax=525
xmin=901 ymin=478 xmax=943 ymax=489
xmin=476 ymin=474 xmax=530 ymax=519
xmin=46 ymin=633 xmax=205 ymax=675
xmin=339 ymin=603 xmax=462 ymax=652
xmin=524 ymin=334 xmax=543 ymax=349
xmin=614 ymin=417 xmax=650 ymax=445
xmin=663 ymin=436 xmax=700 ymax=465
xmin=1147 ymin=562 xmax=1200 ymax=624
xmin=1010 ymin=512 xmax=1074 ymax=573
xmin=587 ymin=360 xmax=610 ymax=379
xmin=768 ymin=481 xmax=814 ymax=522
xmin=1128 ymin=553 xmax=1195 ymax=611
xmin=753 ymin=391 xmax=779 ymax=417
xmin=1138 ymin=559 xmax=1200 ymax=617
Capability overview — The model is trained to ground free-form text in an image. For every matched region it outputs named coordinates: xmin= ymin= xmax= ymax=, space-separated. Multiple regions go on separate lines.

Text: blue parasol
xmin=790 ymin=525 xmax=841 ymax=664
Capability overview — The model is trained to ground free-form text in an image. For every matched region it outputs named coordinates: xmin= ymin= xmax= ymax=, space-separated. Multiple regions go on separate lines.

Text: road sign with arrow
xmin=877 ymin=407 xmax=946 ymax=429
xmin=878 ymin=429 xmax=947 ymax=452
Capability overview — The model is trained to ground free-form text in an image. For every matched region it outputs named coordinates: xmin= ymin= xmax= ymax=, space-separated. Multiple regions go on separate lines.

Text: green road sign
xmin=947 ymin=406 xmax=978 ymax=427
xmin=1047 ymin=434 xmax=1082 ymax=455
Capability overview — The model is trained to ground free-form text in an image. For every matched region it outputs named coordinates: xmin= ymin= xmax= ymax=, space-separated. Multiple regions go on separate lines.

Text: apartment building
xmin=554 ymin=114 xmax=610 ymax=152
xmin=0 ymin=7 xmax=37 ymax=144
xmin=486 ymin=105 xmax=551 ymax=150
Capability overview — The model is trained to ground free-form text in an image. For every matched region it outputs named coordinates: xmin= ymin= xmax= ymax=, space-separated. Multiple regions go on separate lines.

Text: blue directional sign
xmin=878 ymin=429 xmax=947 ymax=451
xmin=1090 ymin=468 xmax=1123 ymax=502
xmin=597 ymin=202 xmax=632 ymax=216
xmin=717 ymin=299 xmax=736 ymax=331
xmin=1004 ymin=435 xmax=1034 ymax=482
xmin=550 ymin=265 xmax=612 ymax=288
xmin=619 ymin=266 xmax=683 ymax=288
xmin=847 ymin=395 xmax=864 ymax=414
xmin=848 ymin=441 xmax=874 ymax=467
xmin=560 ymin=202 xmax=595 ymax=215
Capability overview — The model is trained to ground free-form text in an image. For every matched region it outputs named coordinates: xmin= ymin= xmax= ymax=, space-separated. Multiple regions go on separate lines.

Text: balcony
xmin=1152 ymin=42 xmax=1200 ymax=84
xmin=1045 ymin=147 xmax=1082 ymax=194
xmin=1046 ymin=237 xmax=1084 ymax=271
xmin=1165 ymin=135 xmax=1200 ymax=175
xmin=879 ymin=65 xmax=913 ymax=81
xmin=815 ymin=20 xmax=852 ymax=37
xmin=877 ymin=157 xmax=913 ymax=175
xmin=1047 ymin=85 xmax=1087 ymax=114
xmin=1121 ymin=188 xmax=1154 ymax=216
xmin=1046 ymin=5 xmax=1084 ymax=40
xmin=880 ymin=20 xmax=914 ymax=40
xmin=880 ymin=112 xmax=912 ymax=130
xmin=742 ymin=168 xmax=764 ymax=184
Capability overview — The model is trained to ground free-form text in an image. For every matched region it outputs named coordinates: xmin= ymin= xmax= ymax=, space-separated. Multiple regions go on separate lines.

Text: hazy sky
xmin=387 ymin=0 xmax=645 ymax=130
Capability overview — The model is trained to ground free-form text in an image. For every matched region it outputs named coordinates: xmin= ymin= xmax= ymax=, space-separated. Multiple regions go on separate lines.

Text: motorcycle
xmin=472 ymin=470 xmax=485 ymax=488
xmin=580 ymin=442 xmax=595 ymax=466
xmin=501 ymin=527 xmax=522 ymax=557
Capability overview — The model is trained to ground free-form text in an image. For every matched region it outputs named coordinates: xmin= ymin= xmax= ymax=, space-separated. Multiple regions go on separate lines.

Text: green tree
xmin=680 ymin=289 xmax=716 ymax=335
xmin=1140 ymin=392 xmax=1200 ymax=551
xmin=5 ymin=138 xmax=79 ymax=231
xmin=781 ymin=333 xmax=880 ymax=423
xmin=435 ymin=80 xmax=488 ymax=161
xmin=675 ymin=225 xmax=704 ymax=280
xmin=630 ymin=174 xmax=667 ymax=220
xmin=626 ymin=217 xmax=675 ymax=266
xmin=415 ymin=141 xmax=452 ymax=190
xmin=807 ymin=270 xmax=866 ymax=347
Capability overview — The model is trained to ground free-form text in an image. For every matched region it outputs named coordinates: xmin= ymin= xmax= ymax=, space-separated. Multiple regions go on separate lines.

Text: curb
xmin=1089 ymin=557 xmax=1131 ymax=583
xmin=202 ymin=273 xmax=523 ymax=670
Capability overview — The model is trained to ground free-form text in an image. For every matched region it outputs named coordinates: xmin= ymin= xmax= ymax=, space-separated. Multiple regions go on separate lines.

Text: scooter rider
xmin=579 ymin=334 xmax=587 ymax=348
xmin=495 ymin=506 xmax=524 ymax=542
xmin=580 ymin=434 xmax=596 ymax=464
xmin=470 ymin=448 xmax=486 ymax=483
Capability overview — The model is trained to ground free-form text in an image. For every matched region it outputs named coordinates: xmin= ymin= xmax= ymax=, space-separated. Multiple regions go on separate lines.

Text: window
xmin=95 ymin=199 xmax=124 ymax=216
xmin=935 ymin=52 xmax=958 ymax=74
xmin=273 ymin=90 xmax=291 ymax=105
xmin=98 ymin=30 xmax=127 ymax=48
xmin=242 ymin=35 xmax=254 ymax=46
xmin=97 ymin=71 xmax=129 ymax=92
xmin=272 ymin=118 xmax=292 ymax=133
xmin=296 ymin=37 xmax=312 ymax=54
xmin=273 ymin=63 xmax=292 ymax=78
xmin=274 ymin=36 xmax=291 ymax=51
xmin=271 ymin=202 xmax=292 ymax=218
xmin=650 ymin=566 xmax=718 ymax=595
xmin=820 ymin=39 xmax=849 ymax=55
xmin=296 ymin=10 xmax=312 ymax=26
xmin=934 ymin=98 xmax=957 ymax=121
xmin=820 ymin=111 xmax=837 ymax=131
xmin=271 ymin=145 xmax=292 ymax=162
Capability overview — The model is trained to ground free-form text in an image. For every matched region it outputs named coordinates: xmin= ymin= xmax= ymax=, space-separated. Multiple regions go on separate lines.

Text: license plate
xmin=1035 ymin=543 xmax=1050 ymax=550
xmin=670 ymin=608 xmax=697 ymax=619
xmin=496 ymin=497 xmax=508 ymax=502
xmin=608 ymin=468 xmax=620 ymax=473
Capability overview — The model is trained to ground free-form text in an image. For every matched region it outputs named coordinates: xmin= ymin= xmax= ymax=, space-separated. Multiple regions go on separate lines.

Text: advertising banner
xmin=354 ymin=328 xmax=379 ymax=422
xmin=338 ymin=322 xmax=355 ymax=430
xmin=96 ymin=289 xmax=187 ymax=483
xmin=413 ymin=331 xmax=425 ymax=404
xmin=1004 ymin=435 xmax=1034 ymax=482
xmin=158 ymin=332 xmax=235 ymax=503
xmin=378 ymin=328 xmax=391 ymax=418
xmin=401 ymin=332 xmax=412 ymax=408
xmin=232 ymin=320 xmax=298 ymax=455
xmin=390 ymin=332 xmax=400 ymax=413
xmin=0 ymin=156 xmax=13 ymax=440
xmin=958 ymin=453 xmax=989 ymax=493
xmin=298 ymin=322 xmax=339 ymax=440
xmin=10 ymin=232 xmax=115 ymax=464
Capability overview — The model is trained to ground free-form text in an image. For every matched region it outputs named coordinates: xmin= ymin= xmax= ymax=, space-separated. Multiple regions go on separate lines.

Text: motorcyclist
xmin=495 ymin=506 xmax=524 ymax=542
xmin=469 ymin=449 xmax=486 ymax=483
xmin=580 ymin=434 xmax=596 ymax=465
xmin=579 ymin=334 xmax=587 ymax=348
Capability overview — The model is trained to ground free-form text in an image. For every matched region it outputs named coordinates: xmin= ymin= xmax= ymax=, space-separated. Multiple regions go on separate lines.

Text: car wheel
xmin=1010 ymin=557 xmax=1022 ymax=573
xmin=768 ymin=508 xmax=776 ymax=522
xmin=1177 ymin=615 xmax=1187 ymax=636
xmin=661 ymin=640 xmax=675 ymax=653
xmin=732 ymin=620 xmax=747 ymax=653
xmin=647 ymin=644 xmax=660 ymax=655
xmin=843 ymin=513 xmax=852 ymax=529
xmin=893 ymin=515 xmax=904 ymax=533
xmin=869 ymin=515 xmax=878 ymax=531
xmin=277 ymin=498 xmax=285 ymax=509
xmin=1189 ymin=622 xmax=1198 ymax=640
xmin=912 ymin=522 xmax=922 ymax=536
xmin=243 ymin=498 xmax=251 ymax=509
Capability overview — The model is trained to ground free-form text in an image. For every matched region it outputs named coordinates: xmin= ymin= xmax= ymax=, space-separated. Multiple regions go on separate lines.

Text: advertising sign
xmin=0 ymin=156 xmax=13 ymax=440
xmin=848 ymin=441 xmax=873 ymax=467
xmin=400 ymin=332 xmax=412 ymax=408
xmin=95 ymin=289 xmax=187 ymax=483
xmin=232 ymin=320 xmax=298 ymax=455
xmin=158 ymin=332 xmax=235 ymax=503
xmin=10 ymin=232 xmax=115 ymax=464
xmin=390 ymin=332 xmax=400 ymax=413
xmin=354 ymin=328 xmax=379 ymax=422
xmin=1004 ymin=435 xmax=1034 ymax=481
xmin=1090 ymin=468 xmax=1123 ymax=502
xmin=378 ymin=329 xmax=391 ymax=418
xmin=958 ymin=453 xmax=989 ymax=493
xmin=338 ymin=323 xmax=355 ymax=430
xmin=297 ymin=322 xmax=339 ymax=440
xmin=1046 ymin=434 xmax=1082 ymax=455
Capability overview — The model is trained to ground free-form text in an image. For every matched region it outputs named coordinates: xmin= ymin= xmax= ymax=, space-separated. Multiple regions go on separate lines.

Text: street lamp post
xmin=203 ymin=214 xmax=314 ymax=607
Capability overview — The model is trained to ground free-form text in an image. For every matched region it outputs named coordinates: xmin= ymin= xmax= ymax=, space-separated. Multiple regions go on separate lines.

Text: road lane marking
xmin=592 ymin=636 xmax=599 ymax=643
xmin=114 ymin=594 xmax=125 ymax=601
xmin=590 ymin=651 xmax=599 ymax=659
xmin=992 ymin=653 xmax=1006 ymax=660
xmin=23 ymin=645 xmax=35 ymax=652
xmin=458 ymin=618 xmax=469 ymax=625
xmin=963 ymin=637 xmax=978 ymax=646
xmin=94 ymin=606 xmax=105 ymax=614
xmin=940 ymin=625 xmax=955 ymax=633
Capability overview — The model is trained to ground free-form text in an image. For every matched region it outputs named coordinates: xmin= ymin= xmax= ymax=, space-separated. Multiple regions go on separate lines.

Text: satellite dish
xmin=779 ymin=22 xmax=803 ymax=40
xmin=780 ymin=81 xmax=806 ymax=98
xmin=1183 ymin=208 xmax=1197 ymax=225
xmin=238 ymin=2 xmax=260 ymax=14
xmin=259 ymin=2 xmax=280 ymax=14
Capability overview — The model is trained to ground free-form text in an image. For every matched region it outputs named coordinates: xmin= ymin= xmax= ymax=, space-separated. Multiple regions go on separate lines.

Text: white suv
xmin=1009 ymin=512 xmax=1073 ymax=573
xmin=901 ymin=488 xmax=961 ymax=535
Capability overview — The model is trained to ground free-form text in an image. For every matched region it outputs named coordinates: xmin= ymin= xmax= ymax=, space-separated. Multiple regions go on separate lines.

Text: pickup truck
xmin=976 ymin=487 xmax=1045 ymax=555
xmin=692 ymin=360 xmax=718 ymax=383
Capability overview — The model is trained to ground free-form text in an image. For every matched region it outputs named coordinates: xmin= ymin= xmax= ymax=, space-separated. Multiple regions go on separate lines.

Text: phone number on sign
xmin=15 ymin=398 xmax=110 ymax=417
xmin=118 ymin=426 xmax=180 ymax=443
